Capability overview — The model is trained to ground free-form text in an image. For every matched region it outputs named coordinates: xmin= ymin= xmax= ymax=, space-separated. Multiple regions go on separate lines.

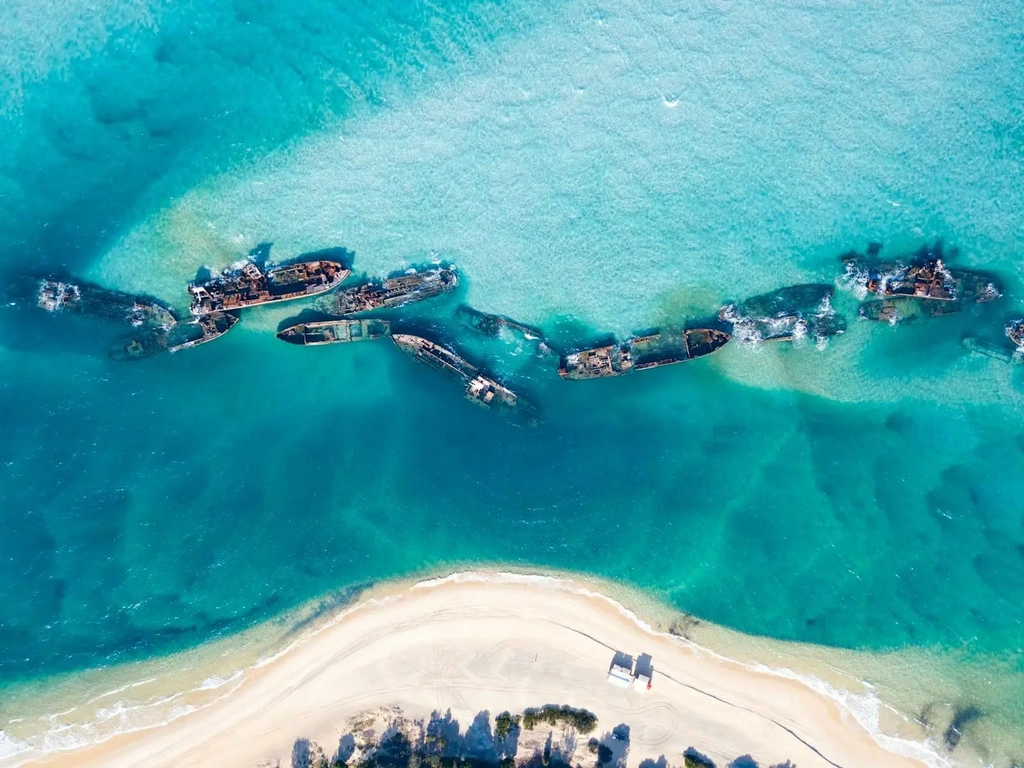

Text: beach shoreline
xmin=11 ymin=570 xmax=951 ymax=768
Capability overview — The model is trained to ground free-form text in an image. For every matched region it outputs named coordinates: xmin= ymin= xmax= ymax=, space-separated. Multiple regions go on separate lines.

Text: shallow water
xmin=1 ymin=0 xmax=1023 ymax=764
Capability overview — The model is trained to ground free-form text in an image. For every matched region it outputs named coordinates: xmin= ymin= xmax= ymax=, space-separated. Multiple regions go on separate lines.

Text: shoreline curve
xmin=19 ymin=570 xmax=944 ymax=768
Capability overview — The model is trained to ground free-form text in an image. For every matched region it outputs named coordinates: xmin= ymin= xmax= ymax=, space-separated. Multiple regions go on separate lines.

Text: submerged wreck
xmin=315 ymin=266 xmax=458 ymax=317
xmin=719 ymin=284 xmax=845 ymax=344
xmin=454 ymin=304 xmax=543 ymax=342
xmin=276 ymin=318 xmax=391 ymax=345
xmin=842 ymin=252 xmax=1001 ymax=325
xmin=110 ymin=312 xmax=239 ymax=361
xmin=558 ymin=327 xmax=730 ymax=380
xmin=965 ymin=319 xmax=1024 ymax=364
xmin=962 ymin=336 xmax=1022 ymax=364
xmin=858 ymin=297 xmax=962 ymax=324
xmin=189 ymin=260 xmax=348 ymax=316
xmin=392 ymin=333 xmax=537 ymax=420
xmin=33 ymin=278 xmax=177 ymax=329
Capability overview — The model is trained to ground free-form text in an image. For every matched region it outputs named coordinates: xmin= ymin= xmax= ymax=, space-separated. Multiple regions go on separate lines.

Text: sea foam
xmin=0 ymin=570 xmax=954 ymax=768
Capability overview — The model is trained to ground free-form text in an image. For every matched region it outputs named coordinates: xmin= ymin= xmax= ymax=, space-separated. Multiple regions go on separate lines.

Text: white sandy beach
xmin=30 ymin=575 xmax=932 ymax=768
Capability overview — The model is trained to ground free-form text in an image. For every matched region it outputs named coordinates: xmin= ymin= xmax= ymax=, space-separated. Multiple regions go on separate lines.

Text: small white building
xmin=607 ymin=652 xmax=634 ymax=687
xmin=633 ymin=653 xmax=654 ymax=690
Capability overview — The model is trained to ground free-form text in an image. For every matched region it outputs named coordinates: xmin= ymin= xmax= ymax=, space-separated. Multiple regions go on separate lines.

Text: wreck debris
xmin=277 ymin=318 xmax=392 ymax=345
xmin=189 ymin=260 xmax=348 ymax=316
xmin=315 ymin=266 xmax=458 ymax=317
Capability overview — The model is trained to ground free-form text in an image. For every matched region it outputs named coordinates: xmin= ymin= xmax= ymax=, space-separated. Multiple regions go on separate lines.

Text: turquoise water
xmin=2 ymin=0 xmax=1024 ymax=763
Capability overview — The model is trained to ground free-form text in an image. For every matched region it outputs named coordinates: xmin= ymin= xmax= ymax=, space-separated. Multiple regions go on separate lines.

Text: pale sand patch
xmin=32 ymin=577 xmax=930 ymax=768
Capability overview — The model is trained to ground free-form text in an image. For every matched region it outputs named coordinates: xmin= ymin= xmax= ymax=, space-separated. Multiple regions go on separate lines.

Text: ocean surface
xmin=1 ymin=0 xmax=1023 ymax=765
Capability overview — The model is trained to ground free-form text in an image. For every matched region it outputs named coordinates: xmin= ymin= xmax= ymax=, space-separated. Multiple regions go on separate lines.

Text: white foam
xmin=0 ymin=569 xmax=967 ymax=768
xmin=0 ymin=732 xmax=31 ymax=761
xmin=196 ymin=670 xmax=242 ymax=691
xmin=86 ymin=675 xmax=158 ymax=705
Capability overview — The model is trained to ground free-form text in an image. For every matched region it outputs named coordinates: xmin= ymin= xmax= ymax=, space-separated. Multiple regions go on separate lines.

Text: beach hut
xmin=633 ymin=653 xmax=654 ymax=690
xmin=607 ymin=651 xmax=634 ymax=687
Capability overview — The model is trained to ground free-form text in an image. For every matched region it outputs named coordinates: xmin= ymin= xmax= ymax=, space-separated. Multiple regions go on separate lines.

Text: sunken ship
xmin=454 ymin=304 xmax=543 ymax=342
xmin=558 ymin=327 xmax=730 ymax=380
xmin=189 ymin=260 xmax=349 ymax=315
xmin=392 ymin=333 xmax=536 ymax=420
xmin=315 ymin=266 xmax=458 ymax=317
xmin=719 ymin=284 xmax=846 ymax=344
xmin=277 ymin=319 xmax=392 ymax=345
xmin=33 ymin=278 xmax=176 ymax=329
xmin=110 ymin=312 xmax=239 ymax=361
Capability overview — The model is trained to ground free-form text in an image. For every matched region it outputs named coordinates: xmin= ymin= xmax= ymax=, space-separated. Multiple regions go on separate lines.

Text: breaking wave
xmin=0 ymin=569 xmax=956 ymax=768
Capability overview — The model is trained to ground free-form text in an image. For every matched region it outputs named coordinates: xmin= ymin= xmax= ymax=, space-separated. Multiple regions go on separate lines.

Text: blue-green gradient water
xmin=1 ymin=0 xmax=1023 ymax=764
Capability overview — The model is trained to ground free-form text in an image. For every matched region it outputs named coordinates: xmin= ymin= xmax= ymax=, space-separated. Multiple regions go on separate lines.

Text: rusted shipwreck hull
xmin=110 ymin=312 xmax=239 ymax=361
xmin=558 ymin=328 xmax=730 ymax=380
xmin=277 ymin=319 xmax=392 ymax=345
xmin=843 ymin=253 xmax=1001 ymax=319
xmin=189 ymin=260 xmax=349 ymax=315
xmin=315 ymin=266 xmax=458 ymax=317
xmin=392 ymin=333 xmax=537 ymax=420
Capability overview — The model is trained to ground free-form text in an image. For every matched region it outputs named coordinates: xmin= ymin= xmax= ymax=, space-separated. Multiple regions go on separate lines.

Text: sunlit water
xmin=1 ymin=0 xmax=1023 ymax=765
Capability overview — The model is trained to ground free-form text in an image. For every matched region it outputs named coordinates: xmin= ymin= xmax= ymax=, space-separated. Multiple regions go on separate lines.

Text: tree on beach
xmin=682 ymin=749 xmax=716 ymax=768
xmin=494 ymin=712 xmax=522 ymax=743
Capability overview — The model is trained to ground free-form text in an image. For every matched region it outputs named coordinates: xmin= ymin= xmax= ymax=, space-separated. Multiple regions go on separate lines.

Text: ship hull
xmin=32 ymin=278 xmax=177 ymax=329
xmin=962 ymin=336 xmax=1021 ymax=364
xmin=859 ymin=297 xmax=962 ymax=324
xmin=454 ymin=304 xmax=543 ymax=341
xmin=110 ymin=312 xmax=239 ymax=360
xmin=560 ymin=328 xmax=730 ymax=379
xmin=277 ymin=319 xmax=392 ymax=345
xmin=189 ymin=261 xmax=349 ymax=315
xmin=719 ymin=284 xmax=844 ymax=345
xmin=316 ymin=267 xmax=458 ymax=317
xmin=392 ymin=333 xmax=536 ymax=420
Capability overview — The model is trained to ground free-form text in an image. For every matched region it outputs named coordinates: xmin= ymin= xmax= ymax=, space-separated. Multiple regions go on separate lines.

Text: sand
xmin=31 ymin=575 xmax=931 ymax=768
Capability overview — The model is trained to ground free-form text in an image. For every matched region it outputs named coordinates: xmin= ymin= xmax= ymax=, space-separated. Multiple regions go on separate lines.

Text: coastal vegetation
xmin=283 ymin=706 xmax=792 ymax=768
xmin=520 ymin=705 xmax=598 ymax=734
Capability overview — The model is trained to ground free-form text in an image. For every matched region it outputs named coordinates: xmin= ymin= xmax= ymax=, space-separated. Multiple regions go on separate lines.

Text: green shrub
xmin=683 ymin=753 xmax=716 ymax=768
xmin=494 ymin=711 xmax=521 ymax=741
xmin=520 ymin=705 xmax=597 ymax=735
